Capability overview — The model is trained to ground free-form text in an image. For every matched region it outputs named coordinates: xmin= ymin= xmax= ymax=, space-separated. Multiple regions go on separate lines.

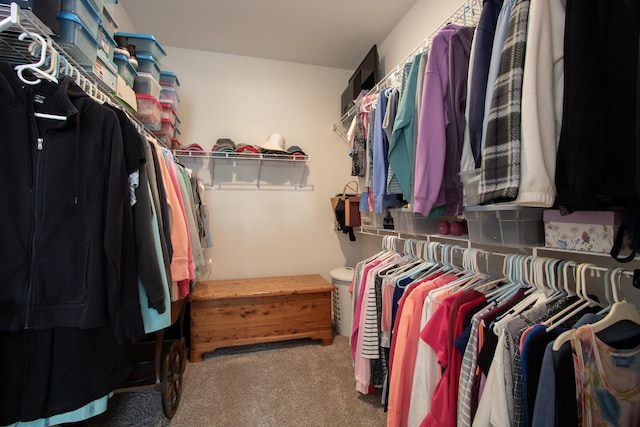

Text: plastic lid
xmin=330 ymin=267 xmax=354 ymax=282
xmin=136 ymin=53 xmax=160 ymax=63
xmin=160 ymin=102 xmax=176 ymax=113
xmin=135 ymin=93 xmax=160 ymax=106
xmin=56 ymin=12 xmax=100 ymax=47
xmin=114 ymin=32 xmax=167 ymax=56
xmin=160 ymin=70 xmax=180 ymax=86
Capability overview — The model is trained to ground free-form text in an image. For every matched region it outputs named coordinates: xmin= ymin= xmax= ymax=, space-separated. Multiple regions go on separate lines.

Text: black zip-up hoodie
xmin=0 ymin=62 xmax=143 ymax=341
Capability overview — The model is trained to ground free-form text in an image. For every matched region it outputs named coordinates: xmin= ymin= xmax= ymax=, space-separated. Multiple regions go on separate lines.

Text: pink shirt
xmin=421 ymin=290 xmax=484 ymax=427
xmin=387 ymin=273 xmax=456 ymax=427
xmin=149 ymin=139 xmax=191 ymax=287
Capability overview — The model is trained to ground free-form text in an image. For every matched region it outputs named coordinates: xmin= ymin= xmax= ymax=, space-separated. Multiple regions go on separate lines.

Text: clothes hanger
xmin=544 ymin=263 xmax=588 ymax=330
xmin=552 ymin=267 xmax=640 ymax=351
xmin=495 ymin=255 xmax=546 ymax=319
xmin=14 ymin=31 xmax=56 ymax=85
xmin=596 ymin=267 xmax=623 ymax=315
xmin=15 ymin=34 xmax=69 ymax=121
xmin=543 ymin=258 xmax=565 ymax=302
xmin=377 ymin=238 xmax=418 ymax=278
xmin=484 ymin=254 xmax=524 ymax=303
xmin=546 ymin=263 xmax=605 ymax=332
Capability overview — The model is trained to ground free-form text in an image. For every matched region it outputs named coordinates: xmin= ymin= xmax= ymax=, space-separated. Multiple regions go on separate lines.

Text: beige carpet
xmin=82 ymin=334 xmax=387 ymax=427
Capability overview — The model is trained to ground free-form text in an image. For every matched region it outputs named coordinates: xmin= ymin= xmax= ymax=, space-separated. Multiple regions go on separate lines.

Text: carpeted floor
xmin=81 ymin=334 xmax=387 ymax=427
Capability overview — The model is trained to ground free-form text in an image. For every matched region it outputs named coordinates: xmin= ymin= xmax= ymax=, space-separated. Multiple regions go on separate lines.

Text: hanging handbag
xmin=331 ymin=181 xmax=361 ymax=241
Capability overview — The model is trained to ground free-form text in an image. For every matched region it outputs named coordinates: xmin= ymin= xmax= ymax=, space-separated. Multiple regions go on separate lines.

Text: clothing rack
xmin=0 ymin=3 xmax=160 ymax=143
xmin=0 ymin=4 xmax=190 ymax=421
xmin=376 ymin=235 xmax=638 ymax=294
xmin=333 ymin=0 xmax=482 ymax=142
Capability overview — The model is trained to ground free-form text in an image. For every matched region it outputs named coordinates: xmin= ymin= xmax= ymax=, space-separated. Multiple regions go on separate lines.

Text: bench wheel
xmin=161 ymin=340 xmax=187 ymax=418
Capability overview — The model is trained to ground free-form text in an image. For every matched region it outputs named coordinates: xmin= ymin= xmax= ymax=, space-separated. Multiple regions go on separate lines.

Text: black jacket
xmin=0 ymin=62 xmax=143 ymax=341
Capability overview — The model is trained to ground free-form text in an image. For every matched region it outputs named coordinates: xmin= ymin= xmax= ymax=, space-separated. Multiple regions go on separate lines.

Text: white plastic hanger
xmin=15 ymin=31 xmax=58 ymax=85
xmin=546 ymin=263 xmax=605 ymax=332
xmin=553 ymin=268 xmax=640 ymax=351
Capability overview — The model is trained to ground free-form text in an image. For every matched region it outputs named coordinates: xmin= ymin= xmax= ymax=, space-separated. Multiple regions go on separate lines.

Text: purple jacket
xmin=414 ymin=24 xmax=459 ymax=216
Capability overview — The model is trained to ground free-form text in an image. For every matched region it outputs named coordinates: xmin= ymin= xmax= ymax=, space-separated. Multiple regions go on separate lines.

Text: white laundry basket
xmin=330 ymin=267 xmax=354 ymax=337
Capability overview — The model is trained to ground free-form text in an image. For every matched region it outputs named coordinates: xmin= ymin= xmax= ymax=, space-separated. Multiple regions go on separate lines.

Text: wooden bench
xmin=188 ymin=274 xmax=334 ymax=362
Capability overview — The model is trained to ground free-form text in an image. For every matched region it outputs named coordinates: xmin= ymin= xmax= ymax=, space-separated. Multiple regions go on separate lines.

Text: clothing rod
xmin=379 ymin=235 xmax=638 ymax=280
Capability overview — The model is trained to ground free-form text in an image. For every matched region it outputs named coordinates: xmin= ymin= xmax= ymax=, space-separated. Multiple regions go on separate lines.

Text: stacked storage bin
xmin=115 ymin=32 xmax=167 ymax=131
xmin=158 ymin=71 xmax=181 ymax=147
xmin=56 ymin=0 xmax=119 ymax=90
xmin=56 ymin=0 xmax=102 ymax=68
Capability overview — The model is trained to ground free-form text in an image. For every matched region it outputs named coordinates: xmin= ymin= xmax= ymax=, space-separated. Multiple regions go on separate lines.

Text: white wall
xmin=161 ymin=48 xmax=365 ymax=281
xmin=112 ymin=0 xmax=469 ymax=281
xmin=377 ymin=0 xmax=464 ymax=75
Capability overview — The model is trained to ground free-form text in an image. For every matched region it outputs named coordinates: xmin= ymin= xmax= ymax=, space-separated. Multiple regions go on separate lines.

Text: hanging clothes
xmin=414 ymin=24 xmax=459 ymax=216
xmin=444 ymin=26 xmax=475 ymax=217
xmin=0 ymin=61 xmax=144 ymax=340
xmin=477 ymin=0 xmax=531 ymax=204
xmin=514 ymin=0 xmax=565 ymax=208
xmin=463 ymin=0 xmax=504 ymax=171
xmin=0 ymin=62 xmax=144 ymax=425
xmin=388 ymin=52 xmax=425 ymax=202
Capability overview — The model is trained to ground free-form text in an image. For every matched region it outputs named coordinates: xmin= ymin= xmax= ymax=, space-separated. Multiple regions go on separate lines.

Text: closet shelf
xmin=357 ymin=227 xmax=640 ymax=261
xmin=0 ymin=3 xmax=161 ymax=142
xmin=173 ymin=150 xmax=312 ymax=191
xmin=332 ymin=0 xmax=482 ymax=142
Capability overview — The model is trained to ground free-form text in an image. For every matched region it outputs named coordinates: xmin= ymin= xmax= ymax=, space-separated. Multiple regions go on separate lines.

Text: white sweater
xmin=515 ymin=0 xmax=566 ymax=207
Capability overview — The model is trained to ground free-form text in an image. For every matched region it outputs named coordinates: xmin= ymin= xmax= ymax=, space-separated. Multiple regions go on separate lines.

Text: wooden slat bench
xmin=188 ymin=274 xmax=334 ymax=362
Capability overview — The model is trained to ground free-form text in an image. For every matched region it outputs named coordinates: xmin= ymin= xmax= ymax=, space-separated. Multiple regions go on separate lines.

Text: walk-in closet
xmin=1 ymin=0 xmax=639 ymax=426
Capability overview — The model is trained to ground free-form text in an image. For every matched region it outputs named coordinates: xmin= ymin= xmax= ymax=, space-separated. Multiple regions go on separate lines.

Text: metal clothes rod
xmin=377 ymin=235 xmax=637 ymax=282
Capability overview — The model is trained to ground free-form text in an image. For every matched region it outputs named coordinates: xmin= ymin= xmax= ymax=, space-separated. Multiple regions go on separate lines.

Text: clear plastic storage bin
xmin=159 ymin=86 xmax=179 ymax=108
xmin=160 ymin=103 xmax=177 ymax=126
xmin=98 ymin=23 xmax=117 ymax=61
xmin=134 ymin=53 xmax=162 ymax=82
xmin=360 ymin=211 xmax=385 ymax=229
xmin=159 ymin=70 xmax=180 ymax=87
xmin=100 ymin=1 xmax=118 ymax=35
xmin=133 ymin=72 xmax=161 ymax=100
xmin=84 ymin=49 xmax=117 ymax=91
xmin=114 ymin=53 xmax=137 ymax=88
xmin=56 ymin=12 xmax=101 ymax=67
xmin=153 ymin=118 xmax=176 ymax=139
xmin=60 ymin=0 xmax=101 ymax=38
xmin=464 ymin=206 xmax=544 ymax=246
xmin=134 ymin=94 xmax=161 ymax=130
xmin=86 ymin=0 xmax=103 ymax=16
xmin=389 ymin=208 xmax=459 ymax=235
xmin=115 ymin=32 xmax=167 ymax=64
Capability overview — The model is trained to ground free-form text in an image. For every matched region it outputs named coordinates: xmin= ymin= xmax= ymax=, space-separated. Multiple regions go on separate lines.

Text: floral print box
xmin=543 ymin=210 xmax=626 ymax=253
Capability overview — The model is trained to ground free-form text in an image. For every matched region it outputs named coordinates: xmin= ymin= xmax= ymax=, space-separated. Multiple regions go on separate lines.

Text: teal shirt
xmin=388 ymin=52 xmax=425 ymax=201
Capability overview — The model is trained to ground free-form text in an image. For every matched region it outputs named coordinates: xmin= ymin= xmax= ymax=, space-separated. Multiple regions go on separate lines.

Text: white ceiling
xmin=118 ymin=0 xmax=418 ymax=70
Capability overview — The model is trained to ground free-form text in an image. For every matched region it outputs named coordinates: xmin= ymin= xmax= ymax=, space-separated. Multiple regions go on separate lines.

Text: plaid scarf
xmin=478 ymin=0 xmax=531 ymax=204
